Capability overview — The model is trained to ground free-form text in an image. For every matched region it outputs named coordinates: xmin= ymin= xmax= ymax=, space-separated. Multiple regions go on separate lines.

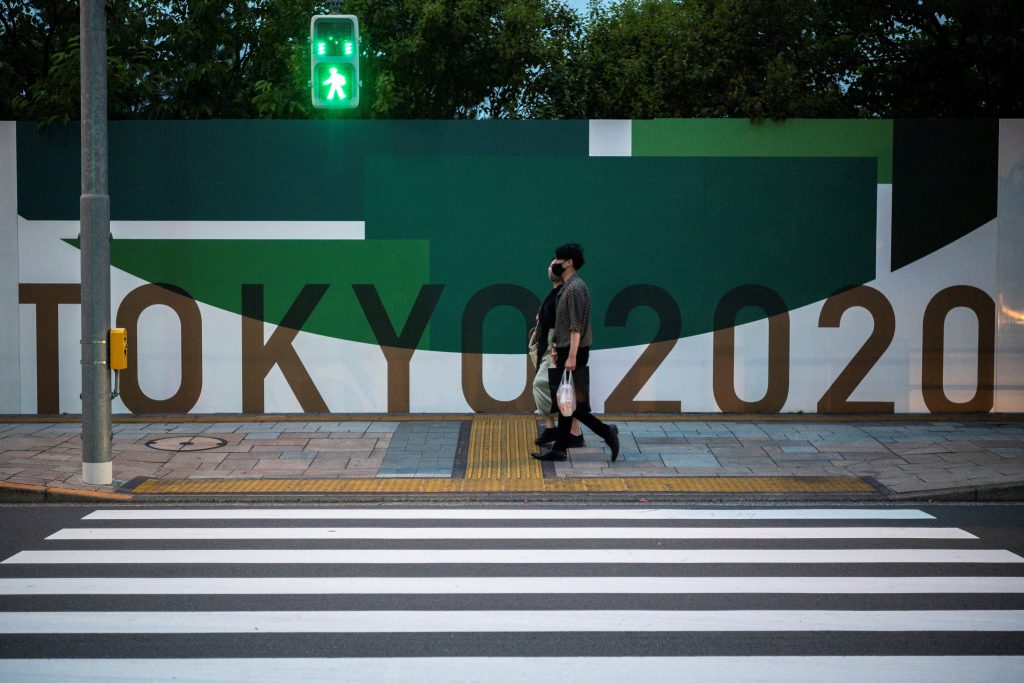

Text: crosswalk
xmin=0 ymin=506 xmax=1022 ymax=682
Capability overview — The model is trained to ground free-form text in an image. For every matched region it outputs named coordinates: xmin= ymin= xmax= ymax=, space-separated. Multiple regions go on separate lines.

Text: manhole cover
xmin=145 ymin=436 xmax=227 ymax=452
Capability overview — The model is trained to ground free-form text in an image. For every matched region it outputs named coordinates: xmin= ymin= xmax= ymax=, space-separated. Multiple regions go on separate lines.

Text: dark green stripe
xmin=17 ymin=120 xmax=589 ymax=221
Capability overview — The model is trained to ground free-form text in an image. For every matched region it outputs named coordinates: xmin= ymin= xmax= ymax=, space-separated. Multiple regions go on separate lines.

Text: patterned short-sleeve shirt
xmin=553 ymin=274 xmax=593 ymax=348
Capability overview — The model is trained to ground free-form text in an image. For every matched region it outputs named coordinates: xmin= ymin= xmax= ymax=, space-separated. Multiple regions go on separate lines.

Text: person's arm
xmin=566 ymin=331 xmax=581 ymax=371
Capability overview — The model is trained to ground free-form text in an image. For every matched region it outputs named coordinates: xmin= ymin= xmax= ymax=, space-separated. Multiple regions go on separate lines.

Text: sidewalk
xmin=1 ymin=414 xmax=1023 ymax=502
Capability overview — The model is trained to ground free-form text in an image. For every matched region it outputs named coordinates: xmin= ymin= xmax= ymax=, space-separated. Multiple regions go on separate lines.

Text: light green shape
xmin=633 ymin=119 xmax=894 ymax=184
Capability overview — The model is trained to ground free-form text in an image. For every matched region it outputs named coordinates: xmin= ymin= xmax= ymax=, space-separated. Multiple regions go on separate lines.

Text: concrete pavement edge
xmin=0 ymin=481 xmax=134 ymax=503
xmin=2 ymin=480 xmax=1022 ymax=504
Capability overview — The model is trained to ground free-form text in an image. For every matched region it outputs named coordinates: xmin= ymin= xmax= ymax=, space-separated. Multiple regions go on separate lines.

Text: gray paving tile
xmin=621 ymin=452 xmax=664 ymax=462
xmin=113 ymin=432 xmax=151 ymax=440
xmin=639 ymin=444 xmax=710 ymax=454
xmin=710 ymin=446 xmax=768 ymax=457
xmin=38 ymin=425 xmax=83 ymax=433
xmin=634 ymin=437 xmax=690 ymax=444
xmin=771 ymin=452 xmax=831 ymax=461
xmin=715 ymin=457 xmax=774 ymax=467
xmin=660 ymin=453 xmax=720 ymax=468
xmin=7 ymin=424 xmax=51 ymax=433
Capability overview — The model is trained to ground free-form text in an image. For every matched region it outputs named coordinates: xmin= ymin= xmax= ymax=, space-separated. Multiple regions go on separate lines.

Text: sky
xmin=567 ymin=0 xmax=601 ymax=17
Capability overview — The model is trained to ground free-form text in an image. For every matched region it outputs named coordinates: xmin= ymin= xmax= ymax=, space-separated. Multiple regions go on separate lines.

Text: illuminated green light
xmin=324 ymin=67 xmax=348 ymax=100
xmin=317 ymin=42 xmax=326 ymax=55
xmin=315 ymin=62 xmax=353 ymax=105
xmin=344 ymin=41 xmax=353 ymax=55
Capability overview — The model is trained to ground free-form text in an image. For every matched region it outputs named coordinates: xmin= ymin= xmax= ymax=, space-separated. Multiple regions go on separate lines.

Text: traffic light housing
xmin=310 ymin=15 xmax=359 ymax=109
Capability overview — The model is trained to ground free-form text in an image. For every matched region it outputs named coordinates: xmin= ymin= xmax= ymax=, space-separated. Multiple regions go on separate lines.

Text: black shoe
xmin=531 ymin=449 xmax=567 ymax=461
xmin=535 ymin=427 xmax=558 ymax=446
xmin=606 ymin=424 xmax=620 ymax=462
xmin=566 ymin=434 xmax=586 ymax=449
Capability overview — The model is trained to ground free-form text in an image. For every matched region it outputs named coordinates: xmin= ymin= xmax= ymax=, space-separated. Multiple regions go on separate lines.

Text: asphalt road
xmin=0 ymin=503 xmax=1021 ymax=682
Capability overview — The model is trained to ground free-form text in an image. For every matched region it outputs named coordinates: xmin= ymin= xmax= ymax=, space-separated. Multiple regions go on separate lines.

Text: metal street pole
xmin=80 ymin=0 xmax=111 ymax=485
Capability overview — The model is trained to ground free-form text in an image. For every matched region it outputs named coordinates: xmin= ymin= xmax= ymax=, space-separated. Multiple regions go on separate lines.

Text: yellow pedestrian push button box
xmin=109 ymin=328 xmax=128 ymax=371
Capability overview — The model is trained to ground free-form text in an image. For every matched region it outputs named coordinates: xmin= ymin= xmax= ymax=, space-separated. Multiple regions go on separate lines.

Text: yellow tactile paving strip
xmin=466 ymin=415 xmax=543 ymax=481
xmin=132 ymin=475 xmax=874 ymax=495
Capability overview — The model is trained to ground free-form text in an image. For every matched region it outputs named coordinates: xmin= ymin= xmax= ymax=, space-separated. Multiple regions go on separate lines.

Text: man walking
xmin=532 ymin=243 xmax=619 ymax=462
xmin=534 ymin=261 xmax=584 ymax=448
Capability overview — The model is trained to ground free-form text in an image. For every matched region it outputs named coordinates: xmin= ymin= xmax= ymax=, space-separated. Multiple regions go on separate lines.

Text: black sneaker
xmin=535 ymin=427 xmax=558 ymax=446
xmin=566 ymin=434 xmax=586 ymax=449
xmin=606 ymin=424 xmax=620 ymax=462
xmin=531 ymin=449 xmax=567 ymax=461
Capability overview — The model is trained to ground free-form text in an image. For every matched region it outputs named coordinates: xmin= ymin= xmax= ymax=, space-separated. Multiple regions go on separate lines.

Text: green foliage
xmin=562 ymin=0 xmax=859 ymax=119
xmin=828 ymin=0 xmax=1024 ymax=117
xmin=347 ymin=0 xmax=581 ymax=118
xmin=1 ymin=0 xmax=1021 ymax=122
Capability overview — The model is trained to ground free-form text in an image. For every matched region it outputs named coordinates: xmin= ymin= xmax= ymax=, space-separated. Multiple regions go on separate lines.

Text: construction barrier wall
xmin=1 ymin=119 xmax=1021 ymax=414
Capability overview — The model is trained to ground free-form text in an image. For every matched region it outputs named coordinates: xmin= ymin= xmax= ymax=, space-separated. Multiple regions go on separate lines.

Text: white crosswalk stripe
xmin=83 ymin=508 xmax=938 ymax=520
xmin=1 ymin=575 xmax=1022 ymax=595
xmin=45 ymin=525 xmax=978 ymax=540
xmin=1 ymin=506 xmax=1022 ymax=682
xmin=1 ymin=656 xmax=1021 ymax=683
xmin=8 ymin=547 xmax=1021 ymax=564
xmin=3 ymin=608 xmax=1023 ymax=634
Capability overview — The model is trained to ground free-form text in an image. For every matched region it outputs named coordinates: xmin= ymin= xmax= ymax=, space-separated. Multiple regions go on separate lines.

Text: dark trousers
xmin=553 ymin=346 xmax=611 ymax=449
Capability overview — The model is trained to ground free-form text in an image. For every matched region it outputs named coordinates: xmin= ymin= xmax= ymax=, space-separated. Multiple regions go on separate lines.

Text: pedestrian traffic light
xmin=310 ymin=14 xmax=359 ymax=110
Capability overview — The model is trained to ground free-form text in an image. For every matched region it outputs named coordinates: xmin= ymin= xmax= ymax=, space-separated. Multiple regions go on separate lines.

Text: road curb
xmin=887 ymin=482 xmax=1024 ymax=503
xmin=2 ymin=480 xmax=1021 ymax=505
xmin=0 ymin=481 xmax=134 ymax=503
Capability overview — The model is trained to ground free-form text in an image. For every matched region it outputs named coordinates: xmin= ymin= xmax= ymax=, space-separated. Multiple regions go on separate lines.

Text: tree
xmin=305 ymin=0 xmax=582 ymax=119
xmin=1 ymin=0 xmax=1021 ymax=122
xmin=1 ymin=0 xmax=582 ymax=121
xmin=552 ymin=0 xmax=1023 ymax=120
xmin=2 ymin=1 xmax=319 ymax=122
xmin=829 ymin=0 xmax=1024 ymax=118
xmin=1 ymin=0 xmax=81 ymax=122
xmin=555 ymin=0 xmax=856 ymax=120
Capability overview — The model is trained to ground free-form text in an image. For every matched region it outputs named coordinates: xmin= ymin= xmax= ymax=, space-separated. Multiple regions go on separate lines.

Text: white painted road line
xmin=0 ymin=657 xmax=1021 ymax=683
xmin=2 ymin=575 xmax=1023 ymax=595
xmin=5 ymin=548 xmax=1022 ymax=564
xmin=82 ymin=508 xmax=937 ymax=521
xmin=2 ymin=610 xmax=1023 ymax=633
xmin=45 ymin=526 xmax=978 ymax=541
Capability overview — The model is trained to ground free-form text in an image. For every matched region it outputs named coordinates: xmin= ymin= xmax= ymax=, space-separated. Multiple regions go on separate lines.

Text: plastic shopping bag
xmin=557 ymin=369 xmax=576 ymax=417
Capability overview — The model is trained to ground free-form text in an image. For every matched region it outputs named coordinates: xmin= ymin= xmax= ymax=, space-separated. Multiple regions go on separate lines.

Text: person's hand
xmin=550 ymin=347 xmax=557 ymax=364
xmin=565 ymin=354 xmax=577 ymax=371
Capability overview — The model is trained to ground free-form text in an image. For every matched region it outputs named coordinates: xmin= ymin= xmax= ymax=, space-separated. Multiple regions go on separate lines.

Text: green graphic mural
xmin=21 ymin=118 xmax=991 ymax=354
xmin=9 ymin=118 xmax=1019 ymax=416
xmin=365 ymin=155 xmax=875 ymax=352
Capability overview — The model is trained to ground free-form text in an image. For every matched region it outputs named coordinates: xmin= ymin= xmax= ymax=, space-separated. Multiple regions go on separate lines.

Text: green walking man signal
xmin=310 ymin=14 xmax=359 ymax=110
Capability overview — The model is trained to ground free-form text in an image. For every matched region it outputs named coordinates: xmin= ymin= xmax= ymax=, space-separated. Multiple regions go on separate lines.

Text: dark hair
xmin=555 ymin=243 xmax=585 ymax=269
